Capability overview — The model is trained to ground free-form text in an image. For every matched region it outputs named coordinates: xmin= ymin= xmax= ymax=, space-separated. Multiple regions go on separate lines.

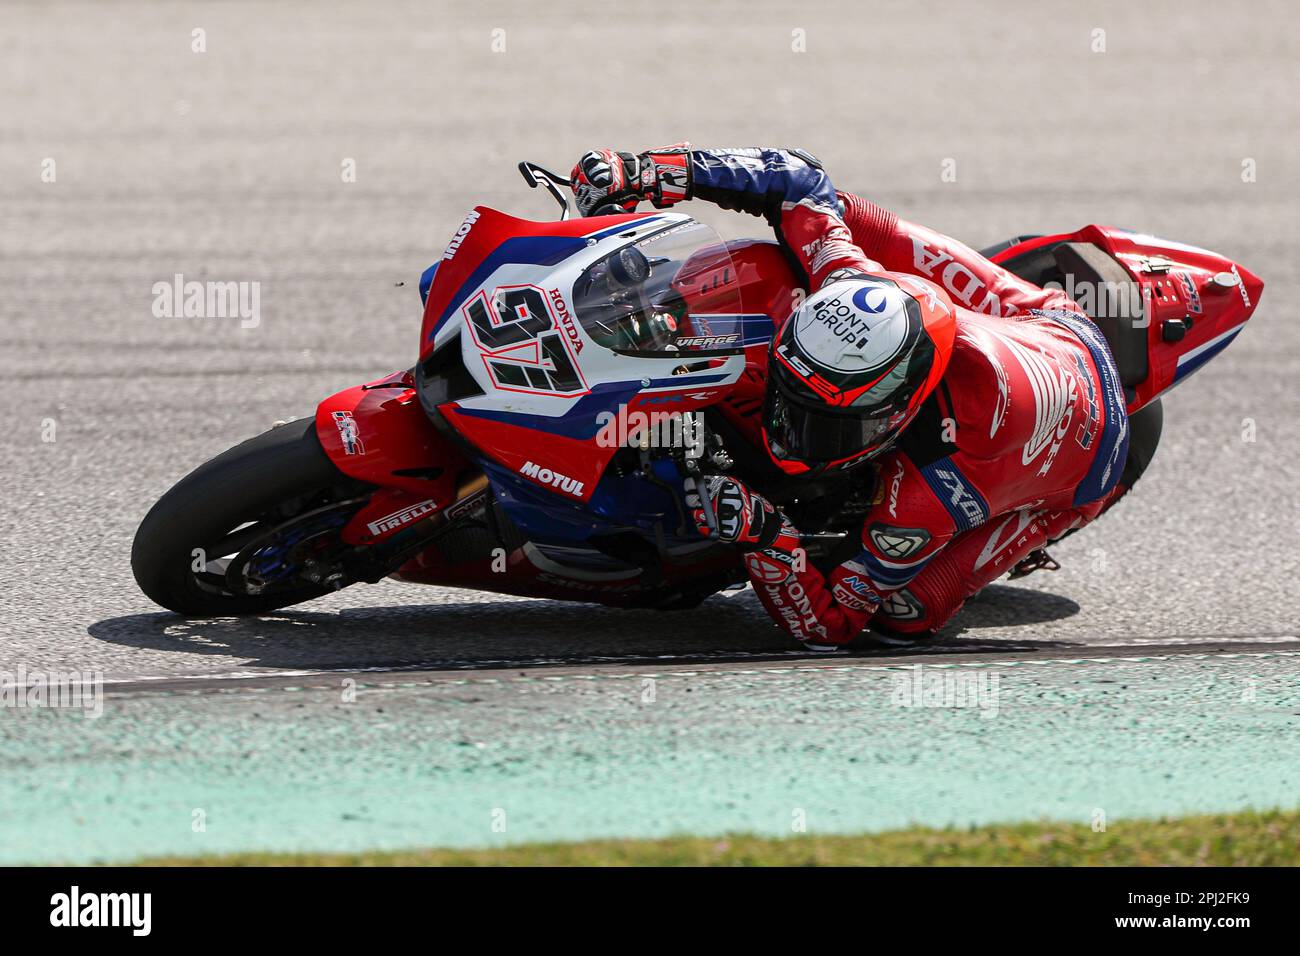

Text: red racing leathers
xmin=655 ymin=147 xmax=1131 ymax=643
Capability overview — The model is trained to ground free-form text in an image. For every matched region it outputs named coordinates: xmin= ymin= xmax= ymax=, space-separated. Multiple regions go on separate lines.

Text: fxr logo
xmin=934 ymin=468 xmax=985 ymax=526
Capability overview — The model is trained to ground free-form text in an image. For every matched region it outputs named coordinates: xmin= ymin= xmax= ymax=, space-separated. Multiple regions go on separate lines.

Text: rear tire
xmin=131 ymin=418 xmax=369 ymax=616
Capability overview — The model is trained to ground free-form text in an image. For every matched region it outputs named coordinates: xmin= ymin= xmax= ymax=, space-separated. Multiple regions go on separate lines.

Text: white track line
xmin=8 ymin=635 xmax=1294 ymax=692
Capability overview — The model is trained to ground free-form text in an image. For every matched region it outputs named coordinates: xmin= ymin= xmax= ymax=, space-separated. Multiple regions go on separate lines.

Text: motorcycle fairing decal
xmin=451 ymin=374 xmax=730 ymax=441
xmin=476 ymin=458 xmax=611 ymax=541
xmin=340 ymin=487 xmax=443 ymax=546
xmin=427 ymin=235 xmax=587 ymax=341
xmin=331 ymin=409 xmax=365 ymax=455
xmin=1173 ymin=321 xmax=1247 ymax=383
xmin=423 ymin=211 xmax=669 ymax=344
xmin=683 ymin=313 xmax=775 ymax=348
xmin=1173 ymin=270 xmax=1203 ymax=315
xmin=315 ymin=372 xmax=467 ymax=499
xmin=462 ymin=283 xmax=590 ymax=398
xmin=440 ymin=405 xmax=612 ymax=503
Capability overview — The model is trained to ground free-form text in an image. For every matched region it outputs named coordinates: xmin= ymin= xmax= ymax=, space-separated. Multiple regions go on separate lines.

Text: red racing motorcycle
xmin=131 ymin=162 xmax=1263 ymax=617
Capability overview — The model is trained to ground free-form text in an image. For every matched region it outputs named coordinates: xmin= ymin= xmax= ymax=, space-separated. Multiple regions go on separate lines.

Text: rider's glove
xmin=570 ymin=149 xmax=642 ymax=217
xmin=685 ymin=475 xmax=781 ymax=551
xmin=570 ymin=144 xmax=692 ymax=217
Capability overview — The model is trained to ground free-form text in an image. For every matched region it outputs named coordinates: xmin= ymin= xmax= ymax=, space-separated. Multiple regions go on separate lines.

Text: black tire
xmin=131 ymin=417 xmax=368 ymax=616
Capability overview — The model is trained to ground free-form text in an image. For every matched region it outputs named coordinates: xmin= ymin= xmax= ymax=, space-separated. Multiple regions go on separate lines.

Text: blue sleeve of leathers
xmin=688 ymin=147 xmax=842 ymax=220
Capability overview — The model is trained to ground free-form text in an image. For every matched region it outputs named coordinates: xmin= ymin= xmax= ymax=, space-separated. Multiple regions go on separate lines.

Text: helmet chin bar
xmin=760 ymin=270 xmax=952 ymax=477
xmin=767 ymin=430 xmax=895 ymax=476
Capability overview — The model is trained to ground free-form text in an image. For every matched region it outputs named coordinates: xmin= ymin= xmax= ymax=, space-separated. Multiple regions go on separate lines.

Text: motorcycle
xmin=132 ymin=161 xmax=1263 ymax=618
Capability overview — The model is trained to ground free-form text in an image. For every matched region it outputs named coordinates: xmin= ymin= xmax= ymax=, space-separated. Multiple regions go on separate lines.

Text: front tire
xmin=131 ymin=417 xmax=371 ymax=616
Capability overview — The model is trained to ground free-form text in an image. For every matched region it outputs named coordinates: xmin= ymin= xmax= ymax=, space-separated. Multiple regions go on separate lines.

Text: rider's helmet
xmin=763 ymin=275 xmax=956 ymax=475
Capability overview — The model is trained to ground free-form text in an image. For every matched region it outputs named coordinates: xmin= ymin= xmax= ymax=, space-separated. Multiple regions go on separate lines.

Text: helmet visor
xmin=764 ymin=383 xmax=908 ymax=464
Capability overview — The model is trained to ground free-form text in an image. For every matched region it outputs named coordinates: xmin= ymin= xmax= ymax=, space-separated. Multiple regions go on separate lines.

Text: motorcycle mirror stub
xmin=518 ymin=161 xmax=573 ymax=221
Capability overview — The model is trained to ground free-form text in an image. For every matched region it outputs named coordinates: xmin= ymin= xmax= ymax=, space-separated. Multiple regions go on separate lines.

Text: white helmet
xmin=764 ymin=276 xmax=956 ymax=471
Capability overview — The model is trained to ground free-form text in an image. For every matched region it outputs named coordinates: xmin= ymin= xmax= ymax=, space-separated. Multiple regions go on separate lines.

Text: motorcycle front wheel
xmin=131 ymin=417 xmax=373 ymax=616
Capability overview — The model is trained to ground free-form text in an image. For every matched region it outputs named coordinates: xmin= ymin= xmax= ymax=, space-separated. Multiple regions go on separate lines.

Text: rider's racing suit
xmin=653 ymin=146 xmax=1133 ymax=641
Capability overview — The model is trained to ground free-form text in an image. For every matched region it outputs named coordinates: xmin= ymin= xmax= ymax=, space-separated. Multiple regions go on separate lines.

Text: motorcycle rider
xmin=570 ymin=145 xmax=1159 ymax=648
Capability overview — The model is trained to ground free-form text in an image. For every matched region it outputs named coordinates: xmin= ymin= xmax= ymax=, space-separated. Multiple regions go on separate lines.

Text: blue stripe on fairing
xmin=419 ymin=262 xmax=438 ymax=305
xmin=453 ymin=374 xmax=730 ymax=440
xmin=428 ymin=235 xmax=587 ymax=340
xmin=582 ymin=215 xmax=665 ymax=243
xmin=1173 ymin=328 xmax=1243 ymax=382
xmin=1041 ymin=310 xmax=1131 ymax=507
xmin=426 ymin=216 xmax=668 ymax=341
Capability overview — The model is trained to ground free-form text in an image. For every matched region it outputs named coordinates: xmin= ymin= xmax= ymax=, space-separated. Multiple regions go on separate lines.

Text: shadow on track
xmin=87 ymin=583 xmax=1080 ymax=672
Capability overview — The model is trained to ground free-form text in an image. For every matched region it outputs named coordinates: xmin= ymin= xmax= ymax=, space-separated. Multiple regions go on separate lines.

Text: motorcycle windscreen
xmin=570 ymin=221 xmax=748 ymax=356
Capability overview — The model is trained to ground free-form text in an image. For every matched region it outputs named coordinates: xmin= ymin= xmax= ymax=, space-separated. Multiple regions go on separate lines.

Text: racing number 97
xmin=467 ymin=286 xmax=583 ymax=394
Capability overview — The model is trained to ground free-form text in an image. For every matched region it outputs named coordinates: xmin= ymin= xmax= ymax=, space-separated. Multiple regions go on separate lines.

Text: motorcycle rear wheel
xmin=131 ymin=417 xmax=372 ymax=616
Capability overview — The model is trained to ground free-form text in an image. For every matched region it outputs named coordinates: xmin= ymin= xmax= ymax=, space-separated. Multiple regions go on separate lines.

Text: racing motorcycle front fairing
xmin=413 ymin=207 xmax=784 ymax=543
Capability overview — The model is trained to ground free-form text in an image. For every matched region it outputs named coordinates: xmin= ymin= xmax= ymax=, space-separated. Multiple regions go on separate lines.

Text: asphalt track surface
xmin=2 ymin=1 xmax=1298 ymax=861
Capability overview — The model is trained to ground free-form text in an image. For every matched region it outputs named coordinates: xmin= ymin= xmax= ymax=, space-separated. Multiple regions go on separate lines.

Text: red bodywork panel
xmin=420 ymin=207 xmax=657 ymax=363
xmin=424 ymin=221 xmax=800 ymax=505
xmin=315 ymin=369 xmax=471 ymax=545
xmin=991 ymin=225 xmax=1263 ymax=414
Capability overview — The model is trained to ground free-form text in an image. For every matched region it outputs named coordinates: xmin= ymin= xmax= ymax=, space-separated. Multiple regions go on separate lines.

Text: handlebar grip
xmin=683 ymin=476 xmax=720 ymax=539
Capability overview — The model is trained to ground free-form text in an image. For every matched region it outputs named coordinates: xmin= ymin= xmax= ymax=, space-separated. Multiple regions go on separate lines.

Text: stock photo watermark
xmin=151 ymin=274 xmax=261 ymax=329
xmin=595 ymin=405 xmax=705 ymax=457
xmin=1 ymin=665 xmax=104 ymax=719
xmin=891 ymin=664 xmax=1000 ymax=719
